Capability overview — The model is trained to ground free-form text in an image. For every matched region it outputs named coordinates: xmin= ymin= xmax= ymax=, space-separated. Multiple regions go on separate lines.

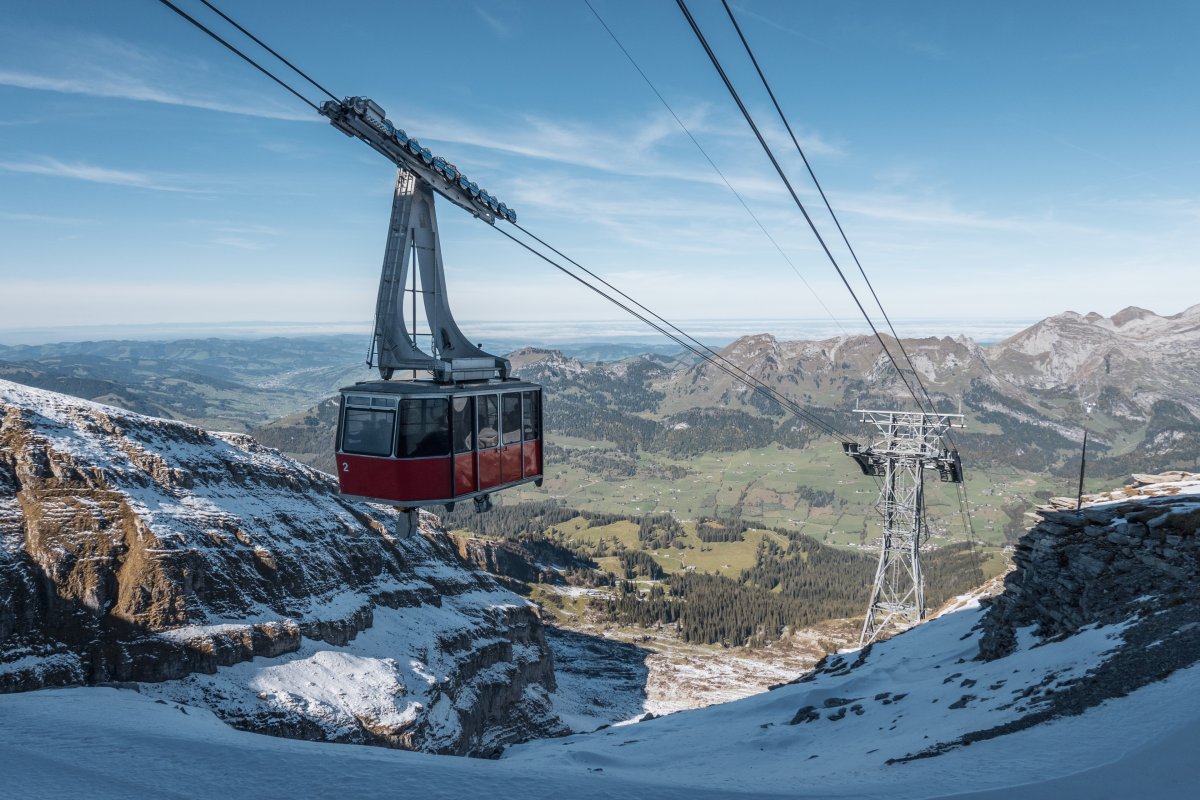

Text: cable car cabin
xmin=335 ymin=379 xmax=543 ymax=509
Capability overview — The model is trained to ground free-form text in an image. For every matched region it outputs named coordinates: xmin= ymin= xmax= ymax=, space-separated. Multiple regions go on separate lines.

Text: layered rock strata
xmin=980 ymin=472 xmax=1200 ymax=656
xmin=0 ymin=379 xmax=563 ymax=754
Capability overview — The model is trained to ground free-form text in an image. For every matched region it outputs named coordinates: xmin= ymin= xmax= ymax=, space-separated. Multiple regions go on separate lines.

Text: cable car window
xmin=477 ymin=394 xmax=499 ymax=449
xmin=522 ymin=391 xmax=541 ymax=441
xmin=397 ymin=398 xmax=450 ymax=458
xmin=371 ymin=397 xmax=396 ymax=408
xmin=341 ymin=408 xmax=395 ymax=456
xmin=501 ymin=393 xmax=522 ymax=446
xmin=346 ymin=395 xmax=373 ymax=407
xmin=452 ymin=395 xmax=474 ymax=454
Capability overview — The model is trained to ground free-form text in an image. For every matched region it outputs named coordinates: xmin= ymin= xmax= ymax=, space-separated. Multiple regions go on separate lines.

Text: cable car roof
xmin=339 ymin=378 xmax=542 ymax=396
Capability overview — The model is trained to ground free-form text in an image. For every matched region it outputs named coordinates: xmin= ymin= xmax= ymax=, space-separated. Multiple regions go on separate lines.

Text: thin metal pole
xmin=1075 ymin=428 xmax=1089 ymax=513
xmin=411 ymin=239 xmax=418 ymax=349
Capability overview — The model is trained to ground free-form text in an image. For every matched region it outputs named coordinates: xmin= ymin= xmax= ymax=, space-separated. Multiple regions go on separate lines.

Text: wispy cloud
xmin=212 ymin=236 xmax=268 ymax=251
xmin=260 ymin=139 xmax=319 ymax=159
xmin=898 ymin=37 xmax=948 ymax=59
xmin=0 ymin=116 xmax=46 ymax=127
xmin=0 ymin=30 xmax=314 ymax=122
xmin=209 ymin=222 xmax=284 ymax=250
xmin=0 ymin=157 xmax=194 ymax=192
xmin=0 ymin=69 xmax=313 ymax=122
xmin=475 ymin=6 xmax=513 ymax=37
xmin=832 ymin=189 xmax=1103 ymax=236
xmin=836 ymin=192 xmax=1020 ymax=230
xmin=396 ymin=103 xmax=837 ymax=203
xmin=727 ymin=4 xmax=833 ymax=50
xmin=0 ymin=210 xmax=97 ymax=225
xmin=215 ymin=223 xmax=284 ymax=237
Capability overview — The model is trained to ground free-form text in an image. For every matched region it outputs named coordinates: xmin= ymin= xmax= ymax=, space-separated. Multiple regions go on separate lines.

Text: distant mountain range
xmin=0 ymin=336 xmax=374 ymax=433
xmin=2 ymin=305 xmax=1197 ymax=484
xmin=500 ymin=305 xmax=1200 ymax=479
xmin=991 ymin=304 xmax=1200 ymax=410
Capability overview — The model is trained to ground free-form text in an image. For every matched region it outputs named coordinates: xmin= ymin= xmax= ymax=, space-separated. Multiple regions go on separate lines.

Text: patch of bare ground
xmin=541 ymin=584 xmax=859 ymax=714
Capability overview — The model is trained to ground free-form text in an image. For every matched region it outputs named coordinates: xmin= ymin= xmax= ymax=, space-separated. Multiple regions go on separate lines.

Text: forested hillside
xmin=440 ymin=500 xmax=984 ymax=648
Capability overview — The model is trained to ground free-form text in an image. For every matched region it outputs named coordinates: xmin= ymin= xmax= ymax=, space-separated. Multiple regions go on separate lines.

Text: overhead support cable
xmin=513 ymin=221 xmax=849 ymax=440
xmin=718 ymin=0 xmax=939 ymax=416
xmin=719 ymin=0 xmax=971 ymax=494
xmin=581 ymin=0 xmax=847 ymax=337
xmin=153 ymin=0 xmax=321 ymax=112
xmin=680 ymin=1 xmax=983 ymax=550
xmin=197 ymin=0 xmax=340 ymax=102
xmin=496 ymin=224 xmax=852 ymax=442
xmin=955 ymin=481 xmax=980 ymax=553
xmin=589 ymin=0 xmax=982 ymax=559
xmin=673 ymin=0 xmax=926 ymax=412
xmin=155 ymin=0 xmax=857 ymax=444
xmin=501 ymin=225 xmax=851 ymax=442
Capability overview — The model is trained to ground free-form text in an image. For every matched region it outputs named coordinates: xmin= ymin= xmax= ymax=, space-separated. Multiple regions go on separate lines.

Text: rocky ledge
xmin=980 ymin=471 xmax=1200 ymax=656
xmin=913 ymin=471 xmax=1200 ymax=754
xmin=448 ymin=532 xmax=596 ymax=595
xmin=0 ymin=379 xmax=565 ymax=755
xmin=783 ymin=471 xmax=1200 ymax=763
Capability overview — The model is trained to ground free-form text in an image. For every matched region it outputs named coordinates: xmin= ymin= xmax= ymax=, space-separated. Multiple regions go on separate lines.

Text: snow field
xmin=506 ymin=601 xmax=1199 ymax=798
xmin=137 ymin=590 xmax=537 ymax=748
xmin=4 ymin=600 xmax=1199 ymax=799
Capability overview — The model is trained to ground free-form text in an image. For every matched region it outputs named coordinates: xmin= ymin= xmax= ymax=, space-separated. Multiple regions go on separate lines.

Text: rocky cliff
xmin=980 ymin=471 xmax=1200 ymax=653
xmin=448 ymin=532 xmax=596 ymax=594
xmin=0 ymin=379 xmax=564 ymax=755
xmin=963 ymin=472 xmax=1200 ymax=743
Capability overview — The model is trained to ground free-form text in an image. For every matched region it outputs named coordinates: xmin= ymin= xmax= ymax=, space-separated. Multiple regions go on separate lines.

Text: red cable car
xmin=335 ymin=379 xmax=542 ymax=511
xmin=322 ymin=97 xmax=544 ymax=514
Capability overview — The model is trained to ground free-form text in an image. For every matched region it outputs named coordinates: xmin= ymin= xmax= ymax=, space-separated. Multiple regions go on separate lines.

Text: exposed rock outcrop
xmin=989 ymin=304 xmax=1200 ymax=416
xmin=755 ymin=472 xmax=1200 ymax=766
xmin=958 ymin=472 xmax=1200 ymax=748
xmin=0 ymin=379 xmax=564 ymax=755
xmin=448 ymin=533 xmax=595 ymax=594
xmin=980 ymin=472 xmax=1200 ymax=658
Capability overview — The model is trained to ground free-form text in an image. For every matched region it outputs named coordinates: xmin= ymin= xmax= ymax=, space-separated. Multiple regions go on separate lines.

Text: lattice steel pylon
xmin=843 ymin=410 xmax=964 ymax=646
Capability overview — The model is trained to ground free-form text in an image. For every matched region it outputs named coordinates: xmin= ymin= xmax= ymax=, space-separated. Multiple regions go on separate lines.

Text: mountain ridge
xmin=0 ymin=379 xmax=573 ymax=754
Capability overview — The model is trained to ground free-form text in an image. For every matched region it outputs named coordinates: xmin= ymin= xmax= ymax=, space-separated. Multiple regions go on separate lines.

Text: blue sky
xmin=1 ymin=0 xmax=1198 ymax=343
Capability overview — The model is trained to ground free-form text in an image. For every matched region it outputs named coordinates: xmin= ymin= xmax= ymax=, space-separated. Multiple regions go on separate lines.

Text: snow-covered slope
xmin=4 ymin=472 xmax=1195 ymax=796
xmin=504 ymin=600 xmax=1196 ymax=796
xmin=3 ymin=599 xmax=1197 ymax=798
xmin=0 ymin=379 xmax=567 ymax=754
xmin=502 ymin=474 xmax=1200 ymax=795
